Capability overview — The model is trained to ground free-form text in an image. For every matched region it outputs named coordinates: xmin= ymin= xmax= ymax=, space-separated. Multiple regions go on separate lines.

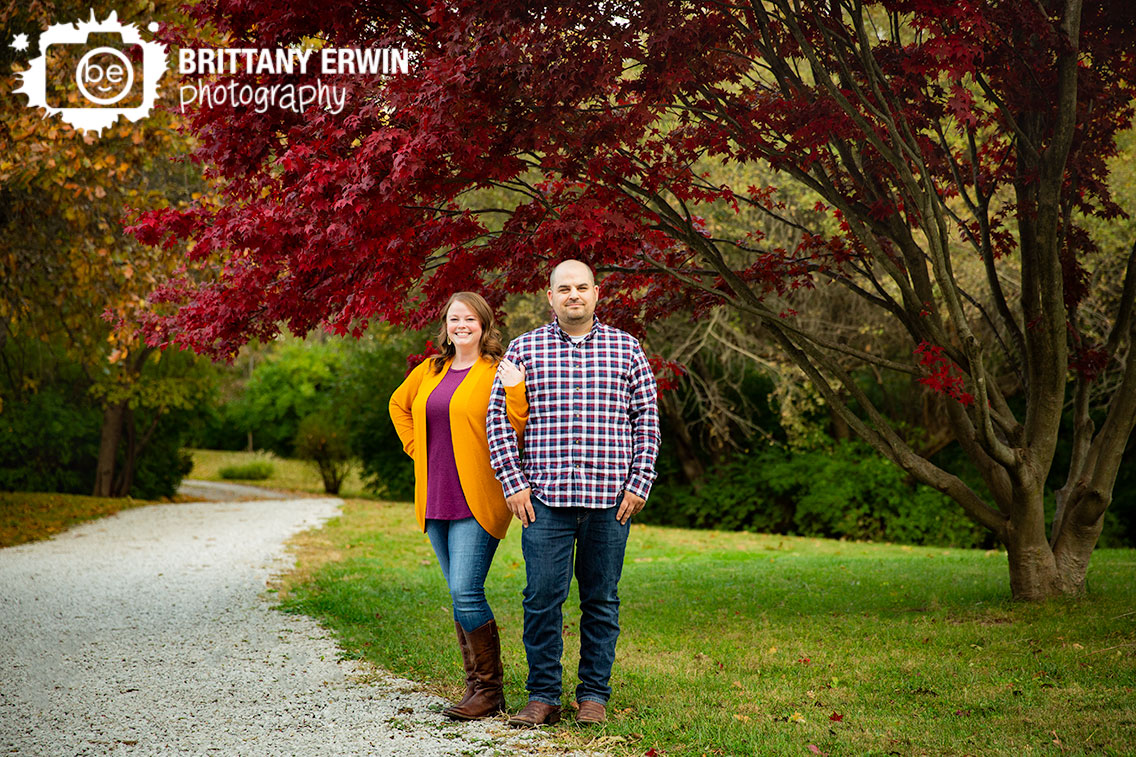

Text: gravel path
xmin=173 ymin=480 xmax=292 ymax=501
xmin=0 ymin=494 xmax=558 ymax=756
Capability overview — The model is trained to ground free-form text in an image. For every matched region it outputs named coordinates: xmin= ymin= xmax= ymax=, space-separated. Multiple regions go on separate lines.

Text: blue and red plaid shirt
xmin=487 ymin=319 xmax=660 ymax=508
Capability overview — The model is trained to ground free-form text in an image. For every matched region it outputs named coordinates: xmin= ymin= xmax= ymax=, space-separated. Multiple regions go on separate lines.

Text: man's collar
xmin=551 ymin=318 xmax=602 ymax=343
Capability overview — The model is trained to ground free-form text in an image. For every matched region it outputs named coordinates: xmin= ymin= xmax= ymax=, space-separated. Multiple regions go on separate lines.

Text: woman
xmin=388 ymin=292 xmax=526 ymax=721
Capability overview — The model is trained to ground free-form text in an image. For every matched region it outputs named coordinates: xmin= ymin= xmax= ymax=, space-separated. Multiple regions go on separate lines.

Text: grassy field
xmin=0 ymin=491 xmax=166 ymax=547
xmin=0 ymin=449 xmax=359 ymax=548
xmin=187 ymin=448 xmax=371 ymax=498
xmin=276 ymin=499 xmax=1136 ymax=757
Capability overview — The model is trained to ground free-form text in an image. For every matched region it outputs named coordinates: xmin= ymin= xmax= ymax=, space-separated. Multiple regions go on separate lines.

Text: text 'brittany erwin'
xmin=177 ymin=47 xmax=410 ymax=77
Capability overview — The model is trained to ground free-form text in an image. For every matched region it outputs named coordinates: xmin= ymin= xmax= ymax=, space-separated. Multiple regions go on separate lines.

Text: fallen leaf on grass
xmin=734 ymin=714 xmax=751 ymax=722
xmin=807 ymin=746 xmax=829 ymax=756
xmin=829 ymin=712 xmax=844 ymax=722
xmin=790 ymin=712 xmax=806 ymax=723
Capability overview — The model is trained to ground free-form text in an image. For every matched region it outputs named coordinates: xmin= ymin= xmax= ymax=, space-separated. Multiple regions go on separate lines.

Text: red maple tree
xmin=130 ymin=0 xmax=1136 ymax=600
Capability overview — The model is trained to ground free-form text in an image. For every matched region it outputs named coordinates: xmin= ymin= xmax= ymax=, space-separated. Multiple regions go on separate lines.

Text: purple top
xmin=425 ymin=366 xmax=474 ymax=520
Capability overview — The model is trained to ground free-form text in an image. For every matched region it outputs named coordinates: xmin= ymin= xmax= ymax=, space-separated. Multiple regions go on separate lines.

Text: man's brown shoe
xmin=507 ymin=700 xmax=561 ymax=728
xmin=575 ymin=700 xmax=606 ymax=724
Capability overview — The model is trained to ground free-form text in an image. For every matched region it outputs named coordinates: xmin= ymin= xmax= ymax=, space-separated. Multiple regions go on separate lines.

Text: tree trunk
xmin=1051 ymin=488 xmax=1109 ymax=595
xmin=113 ymin=406 xmax=137 ymax=497
xmin=92 ymin=401 xmax=126 ymax=497
xmin=659 ymin=390 xmax=706 ymax=487
xmin=1003 ymin=479 xmax=1064 ymax=601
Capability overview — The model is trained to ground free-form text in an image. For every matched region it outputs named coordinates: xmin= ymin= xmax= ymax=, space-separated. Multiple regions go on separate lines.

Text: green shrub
xmin=644 ymin=441 xmax=992 ymax=548
xmin=334 ymin=328 xmax=420 ymax=502
xmin=124 ymin=407 xmax=197 ymax=499
xmin=294 ymin=412 xmax=351 ymax=495
xmin=207 ymin=330 xmax=420 ymax=501
xmin=0 ymin=385 xmax=101 ymax=493
xmin=227 ymin=341 xmax=346 ymax=457
xmin=219 ymin=461 xmax=275 ymax=480
xmin=0 ymin=358 xmax=198 ymax=499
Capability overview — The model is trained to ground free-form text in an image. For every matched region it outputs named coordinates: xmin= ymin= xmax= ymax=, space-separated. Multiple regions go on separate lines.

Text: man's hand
xmin=506 ymin=487 xmax=536 ymax=527
xmin=616 ymin=491 xmax=646 ymax=525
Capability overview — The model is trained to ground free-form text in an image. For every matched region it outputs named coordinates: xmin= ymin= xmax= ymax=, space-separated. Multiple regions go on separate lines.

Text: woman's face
xmin=446 ymin=299 xmax=483 ymax=351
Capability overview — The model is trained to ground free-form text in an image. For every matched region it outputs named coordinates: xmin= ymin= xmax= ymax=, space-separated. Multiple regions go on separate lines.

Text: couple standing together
xmin=389 ymin=260 xmax=660 ymax=727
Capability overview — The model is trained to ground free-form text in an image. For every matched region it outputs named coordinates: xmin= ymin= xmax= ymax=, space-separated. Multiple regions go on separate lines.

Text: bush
xmin=334 ymin=328 xmax=421 ymax=502
xmin=294 ymin=412 xmax=352 ymax=495
xmin=227 ymin=341 xmax=346 ymax=457
xmin=206 ymin=330 xmax=420 ymax=501
xmin=643 ymin=441 xmax=992 ymax=548
xmin=0 ymin=360 xmax=198 ymax=499
xmin=125 ymin=407 xmax=198 ymax=499
xmin=0 ymin=385 xmax=101 ymax=493
xmin=185 ymin=401 xmax=249 ymax=451
xmin=219 ymin=461 xmax=275 ymax=480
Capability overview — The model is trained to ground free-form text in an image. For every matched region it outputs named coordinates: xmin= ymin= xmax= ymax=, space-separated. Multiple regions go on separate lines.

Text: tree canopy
xmin=131 ymin=0 xmax=1136 ymax=599
xmin=3 ymin=0 xmax=208 ymax=496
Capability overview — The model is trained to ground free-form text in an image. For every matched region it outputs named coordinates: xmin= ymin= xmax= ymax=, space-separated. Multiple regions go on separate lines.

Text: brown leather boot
xmin=443 ymin=621 xmax=476 ymax=715
xmin=442 ymin=619 xmax=505 ymax=720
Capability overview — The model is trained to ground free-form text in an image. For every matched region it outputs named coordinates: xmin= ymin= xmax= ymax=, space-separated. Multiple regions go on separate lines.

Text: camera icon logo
xmin=75 ymin=46 xmax=135 ymax=106
xmin=14 ymin=10 xmax=168 ymax=136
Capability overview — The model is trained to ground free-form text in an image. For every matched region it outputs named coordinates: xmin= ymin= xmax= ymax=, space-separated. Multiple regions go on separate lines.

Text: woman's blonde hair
xmin=429 ymin=291 xmax=505 ymax=373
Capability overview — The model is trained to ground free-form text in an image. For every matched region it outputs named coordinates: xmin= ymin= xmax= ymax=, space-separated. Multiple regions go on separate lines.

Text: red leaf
xmin=829 ymin=712 xmax=844 ymax=722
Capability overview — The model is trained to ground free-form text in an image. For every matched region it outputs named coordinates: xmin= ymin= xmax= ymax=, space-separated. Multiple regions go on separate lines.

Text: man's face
xmin=547 ymin=266 xmax=599 ymax=328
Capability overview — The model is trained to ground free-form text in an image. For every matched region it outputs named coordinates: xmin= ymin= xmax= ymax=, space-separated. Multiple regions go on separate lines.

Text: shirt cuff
xmin=624 ymin=472 xmax=654 ymax=501
xmin=496 ymin=468 xmax=529 ymax=497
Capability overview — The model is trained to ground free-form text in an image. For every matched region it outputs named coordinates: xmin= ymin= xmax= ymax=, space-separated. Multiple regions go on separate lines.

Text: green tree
xmin=1 ymin=0 xmax=211 ymax=495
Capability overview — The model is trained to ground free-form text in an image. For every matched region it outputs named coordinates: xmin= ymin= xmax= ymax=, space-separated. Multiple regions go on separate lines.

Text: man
xmin=486 ymin=259 xmax=660 ymax=727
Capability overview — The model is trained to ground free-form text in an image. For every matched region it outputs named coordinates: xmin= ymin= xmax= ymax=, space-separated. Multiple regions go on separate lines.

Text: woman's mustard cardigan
xmin=388 ymin=355 xmax=527 ymax=540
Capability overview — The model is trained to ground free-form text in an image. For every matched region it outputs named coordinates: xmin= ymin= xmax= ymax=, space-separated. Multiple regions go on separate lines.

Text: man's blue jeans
xmin=520 ymin=497 xmax=630 ymax=706
xmin=425 ymin=517 xmax=500 ymax=632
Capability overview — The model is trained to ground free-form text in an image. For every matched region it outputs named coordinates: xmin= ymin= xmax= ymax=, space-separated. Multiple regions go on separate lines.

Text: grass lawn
xmin=186 ymin=448 xmax=371 ymax=498
xmin=0 ymin=491 xmax=165 ymax=548
xmin=0 ymin=449 xmax=360 ymax=548
xmin=276 ymin=499 xmax=1136 ymax=756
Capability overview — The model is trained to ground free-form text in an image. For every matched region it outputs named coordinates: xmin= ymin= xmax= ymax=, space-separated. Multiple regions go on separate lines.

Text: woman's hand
xmin=497 ymin=358 xmax=525 ymax=387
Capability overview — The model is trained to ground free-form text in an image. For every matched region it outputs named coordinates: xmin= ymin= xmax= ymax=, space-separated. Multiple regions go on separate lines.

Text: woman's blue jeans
xmin=520 ymin=497 xmax=630 ymax=706
xmin=425 ymin=517 xmax=500 ymax=633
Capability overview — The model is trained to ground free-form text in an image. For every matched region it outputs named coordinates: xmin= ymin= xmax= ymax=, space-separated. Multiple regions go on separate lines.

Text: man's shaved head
xmin=549 ymin=259 xmax=595 ymax=289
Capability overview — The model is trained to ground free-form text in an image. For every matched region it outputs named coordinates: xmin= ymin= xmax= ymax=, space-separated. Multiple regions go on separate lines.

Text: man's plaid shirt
xmin=487 ymin=319 xmax=660 ymax=508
